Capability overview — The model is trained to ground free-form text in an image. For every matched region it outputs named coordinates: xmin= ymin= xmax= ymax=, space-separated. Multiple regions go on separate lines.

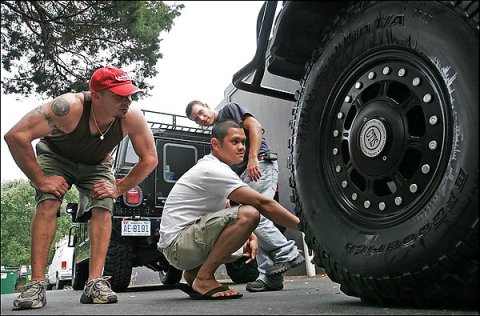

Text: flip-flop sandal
xmin=177 ymin=284 xmax=243 ymax=300
xmin=175 ymin=283 xmax=197 ymax=296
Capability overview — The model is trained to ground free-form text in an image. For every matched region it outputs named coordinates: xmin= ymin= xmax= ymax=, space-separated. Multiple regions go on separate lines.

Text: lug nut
xmin=364 ymin=200 xmax=371 ymax=208
xmin=383 ymin=67 xmax=391 ymax=75
xmin=352 ymin=193 xmax=358 ymax=200
xmin=368 ymin=71 xmax=376 ymax=79
xmin=335 ymin=165 xmax=341 ymax=173
xmin=410 ymin=184 xmax=418 ymax=193
xmin=429 ymin=141 xmax=437 ymax=150
xmin=421 ymin=164 xmax=430 ymax=174
xmin=423 ymin=93 xmax=432 ymax=103
xmin=333 ymin=148 xmax=338 ymax=155
xmin=345 ymin=95 xmax=352 ymax=103
xmin=412 ymin=77 xmax=421 ymax=86
xmin=355 ymin=82 xmax=363 ymax=89
xmin=379 ymin=202 xmax=386 ymax=211
xmin=341 ymin=181 xmax=348 ymax=188
xmin=429 ymin=116 xmax=438 ymax=125
xmin=337 ymin=112 xmax=344 ymax=119
xmin=395 ymin=197 xmax=402 ymax=205
xmin=398 ymin=68 xmax=406 ymax=77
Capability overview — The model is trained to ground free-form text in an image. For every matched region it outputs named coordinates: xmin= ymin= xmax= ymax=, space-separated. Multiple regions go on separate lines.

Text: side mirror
xmin=66 ymin=203 xmax=78 ymax=222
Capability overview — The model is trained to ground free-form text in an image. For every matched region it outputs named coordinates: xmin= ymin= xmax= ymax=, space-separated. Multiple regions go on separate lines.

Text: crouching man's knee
xmin=237 ymin=205 xmax=260 ymax=229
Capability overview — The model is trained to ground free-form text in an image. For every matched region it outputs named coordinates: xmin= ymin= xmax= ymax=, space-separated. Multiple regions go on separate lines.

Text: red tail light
xmin=125 ymin=187 xmax=142 ymax=205
xmin=61 ymin=261 xmax=67 ymax=270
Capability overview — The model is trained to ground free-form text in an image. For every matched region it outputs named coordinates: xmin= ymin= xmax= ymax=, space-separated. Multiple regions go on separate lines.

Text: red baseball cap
xmin=89 ymin=66 xmax=143 ymax=96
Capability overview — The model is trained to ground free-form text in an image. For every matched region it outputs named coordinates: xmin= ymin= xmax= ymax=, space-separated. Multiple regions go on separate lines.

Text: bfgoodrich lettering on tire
xmin=289 ymin=1 xmax=478 ymax=307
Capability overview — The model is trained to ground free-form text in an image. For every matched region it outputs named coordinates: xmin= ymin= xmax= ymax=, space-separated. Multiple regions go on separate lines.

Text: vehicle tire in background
xmin=225 ymin=256 xmax=259 ymax=284
xmin=103 ymin=238 xmax=134 ymax=292
xmin=55 ymin=275 xmax=65 ymax=290
xmin=71 ymin=251 xmax=88 ymax=291
xmin=159 ymin=265 xmax=183 ymax=285
xmin=289 ymin=1 xmax=478 ymax=308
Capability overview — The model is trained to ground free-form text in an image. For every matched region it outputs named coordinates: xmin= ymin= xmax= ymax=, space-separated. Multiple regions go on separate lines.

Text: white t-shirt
xmin=158 ymin=153 xmax=247 ymax=249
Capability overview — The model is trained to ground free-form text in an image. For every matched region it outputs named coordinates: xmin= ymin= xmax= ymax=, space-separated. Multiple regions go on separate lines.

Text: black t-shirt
xmin=42 ymin=92 xmax=123 ymax=165
xmin=217 ymin=103 xmax=271 ymax=175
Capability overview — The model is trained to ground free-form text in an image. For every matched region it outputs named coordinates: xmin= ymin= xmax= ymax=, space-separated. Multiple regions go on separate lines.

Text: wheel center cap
xmin=359 ymin=119 xmax=387 ymax=158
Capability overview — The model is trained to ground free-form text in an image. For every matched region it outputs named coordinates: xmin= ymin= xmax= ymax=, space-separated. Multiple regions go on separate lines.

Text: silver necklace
xmin=91 ymin=105 xmax=115 ymax=140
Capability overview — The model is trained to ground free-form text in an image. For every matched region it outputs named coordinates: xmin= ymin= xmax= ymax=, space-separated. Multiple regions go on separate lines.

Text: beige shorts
xmin=161 ymin=205 xmax=243 ymax=271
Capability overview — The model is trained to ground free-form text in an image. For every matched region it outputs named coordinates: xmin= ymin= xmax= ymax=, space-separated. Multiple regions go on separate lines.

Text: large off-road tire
xmin=225 ymin=257 xmax=259 ymax=284
xmin=289 ymin=1 xmax=478 ymax=308
xmin=103 ymin=238 xmax=134 ymax=292
xmin=71 ymin=251 xmax=88 ymax=291
xmin=159 ymin=265 xmax=183 ymax=285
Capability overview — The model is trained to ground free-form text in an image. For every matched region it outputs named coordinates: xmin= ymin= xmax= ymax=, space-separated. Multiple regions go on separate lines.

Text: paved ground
xmin=1 ymin=273 xmax=478 ymax=315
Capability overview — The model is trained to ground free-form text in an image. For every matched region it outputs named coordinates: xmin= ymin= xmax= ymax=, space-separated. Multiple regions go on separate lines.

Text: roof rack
xmin=141 ymin=109 xmax=211 ymax=134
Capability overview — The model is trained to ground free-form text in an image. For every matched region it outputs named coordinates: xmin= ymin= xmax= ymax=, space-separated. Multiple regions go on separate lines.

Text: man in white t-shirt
xmin=158 ymin=120 xmax=300 ymax=300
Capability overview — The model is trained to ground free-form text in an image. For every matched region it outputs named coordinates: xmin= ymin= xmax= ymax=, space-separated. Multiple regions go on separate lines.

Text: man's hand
xmin=37 ymin=175 xmax=70 ymax=198
xmin=247 ymin=157 xmax=262 ymax=181
xmin=242 ymin=233 xmax=258 ymax=264
xmin=90 ymin=179 xmax=121 ymax=200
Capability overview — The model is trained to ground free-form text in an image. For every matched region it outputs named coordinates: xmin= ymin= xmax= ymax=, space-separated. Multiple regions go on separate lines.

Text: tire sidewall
xmin=295 ymin=1 xmax=478 ymax=273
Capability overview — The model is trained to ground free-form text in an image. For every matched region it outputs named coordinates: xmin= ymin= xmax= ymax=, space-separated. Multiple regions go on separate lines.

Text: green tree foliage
xmin=1 ymin=1 xmax=184 ymax=98
xmin=1 ymin=179 xmax=79 ymax=266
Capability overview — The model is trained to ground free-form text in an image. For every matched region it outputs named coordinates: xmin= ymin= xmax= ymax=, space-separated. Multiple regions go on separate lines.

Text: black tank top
xmin=42 ymin=92 xmax=124 ymax=165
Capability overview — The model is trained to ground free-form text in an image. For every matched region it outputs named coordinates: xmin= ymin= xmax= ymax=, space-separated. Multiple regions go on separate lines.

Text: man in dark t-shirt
xmin=186 ymin=100 xmax=304 ymax=292
xmin=5 ymin=66 xmax=158 ymax=309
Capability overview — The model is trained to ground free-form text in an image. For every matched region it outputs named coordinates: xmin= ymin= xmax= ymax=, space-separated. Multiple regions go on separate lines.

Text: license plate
xmin=121 ymin=220 xmax=151 ymax=236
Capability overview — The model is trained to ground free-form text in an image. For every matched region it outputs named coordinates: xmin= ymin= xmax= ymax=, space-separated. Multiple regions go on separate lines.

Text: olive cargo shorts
xmin=34 ymin=141 xmax=115 ymax=222
xmin=161 ymin=206 xmax=244 ymax=271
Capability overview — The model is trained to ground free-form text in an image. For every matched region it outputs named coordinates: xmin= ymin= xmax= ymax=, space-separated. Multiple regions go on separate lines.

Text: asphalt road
xmin=1 ymin=273 xmax=478 ymax=315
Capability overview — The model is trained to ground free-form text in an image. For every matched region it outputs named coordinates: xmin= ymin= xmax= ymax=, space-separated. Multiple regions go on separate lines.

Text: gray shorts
xmin=161 ymin=206 xmax=243 ymax=271
xmin=34 ymin=141 xmax=115 ymax=222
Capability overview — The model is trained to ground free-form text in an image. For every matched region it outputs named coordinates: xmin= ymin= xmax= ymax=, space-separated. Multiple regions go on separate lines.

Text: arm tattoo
xmin=35 ymin=106 xmax=63 ymax=134
xmin=51 ymin=98 xmax=70 ymax=116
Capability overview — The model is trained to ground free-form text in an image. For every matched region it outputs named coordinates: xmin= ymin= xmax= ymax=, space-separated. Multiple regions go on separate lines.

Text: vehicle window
xmin=124 ymin=139 xmax=139 ymax=166
xmin=163 ymin=144 xmax=198 ymax=183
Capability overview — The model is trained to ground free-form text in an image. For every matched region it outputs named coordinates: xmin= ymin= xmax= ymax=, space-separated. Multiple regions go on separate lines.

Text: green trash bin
xmin=1 ymin=269 xmax=19 ymax=294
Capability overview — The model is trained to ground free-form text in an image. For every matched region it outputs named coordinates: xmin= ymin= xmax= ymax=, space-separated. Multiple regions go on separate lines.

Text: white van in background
xmin=46 ymin=236 xmax=74 ymax=290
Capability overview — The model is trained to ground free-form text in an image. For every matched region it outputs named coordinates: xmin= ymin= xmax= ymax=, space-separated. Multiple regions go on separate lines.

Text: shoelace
xmin=21 ymin=281 xmax=45 ymax=295
xmin=86 ymin=276 xmax=112 ymax=296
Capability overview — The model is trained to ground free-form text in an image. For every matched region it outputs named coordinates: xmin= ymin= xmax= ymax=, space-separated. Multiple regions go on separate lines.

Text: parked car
xmin=46 ymin=236 xmax=73 ymax=290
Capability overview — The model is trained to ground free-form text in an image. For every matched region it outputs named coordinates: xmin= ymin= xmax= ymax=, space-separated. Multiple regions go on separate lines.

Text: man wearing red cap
xmin=4 ymin=66 xmax=158 ymax=309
